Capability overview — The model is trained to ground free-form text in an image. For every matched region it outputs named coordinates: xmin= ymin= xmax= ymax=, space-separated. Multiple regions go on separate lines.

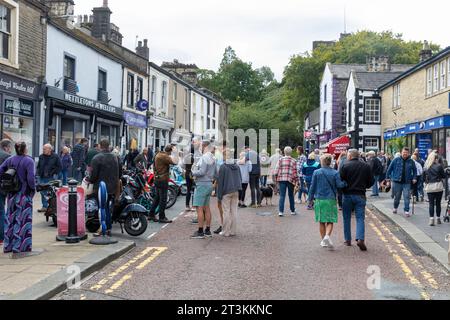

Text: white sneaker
xmin=279 ymin=212 xmax=284 ymax=217
xmin=404 ymin=211 xmax=411 ymax=217
xmin=322 ymin=235 xmax=330 ymax=248
xmin=320 ymin=240 xmax=328 ymax=248
xmin=291 ymin=211 xmax=298 ymax=216
xmin=327 ymin=237 xmax=335 ymax=250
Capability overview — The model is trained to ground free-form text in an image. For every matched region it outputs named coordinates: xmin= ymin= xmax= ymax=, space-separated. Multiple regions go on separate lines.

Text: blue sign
xmin=417 ymin=133 xmax=432 ymax=161
xmin=136 ymin=100 xmax=149 ymax=112
xmin=123 ymin=111 xmax=147 ymax=129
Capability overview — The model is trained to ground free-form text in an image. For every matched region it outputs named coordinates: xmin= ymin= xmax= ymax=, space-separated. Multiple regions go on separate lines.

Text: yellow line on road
xmin=369 ymin=212 xmax=440 ymax=290
xmin=90 ymin=247 xmax=154 ymax=291
xmin=369 ymin=222 xmax=431 ymax=300
xmin=103 ymin=247 xmax=168 ymax=295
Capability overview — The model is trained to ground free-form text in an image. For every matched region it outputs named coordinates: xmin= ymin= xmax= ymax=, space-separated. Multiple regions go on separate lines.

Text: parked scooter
xmin=171 ymin=165 xmax=187 ymax=196
xmin=36 ymin=180 xmax=61 ymax=227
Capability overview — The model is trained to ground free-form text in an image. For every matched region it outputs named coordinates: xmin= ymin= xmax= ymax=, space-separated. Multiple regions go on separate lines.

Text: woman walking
xmin=308 ymin=154 xmax=346 ymax=250
xmin=59 ymin=146 xmax=73 ymax=186
xmin=0 ymin=142 xmax=38 ymax=258
xmin=238 ymin=151 xmax=252 ymax=208
xmin=423 ymin=152 xmax=446 ymax=226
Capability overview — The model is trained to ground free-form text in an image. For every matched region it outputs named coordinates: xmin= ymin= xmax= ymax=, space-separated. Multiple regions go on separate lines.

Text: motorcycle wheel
xmin=124 ymin=212 xmax=148 ymax=237
xmin=166 ymin=186 xmax=178 ymax=209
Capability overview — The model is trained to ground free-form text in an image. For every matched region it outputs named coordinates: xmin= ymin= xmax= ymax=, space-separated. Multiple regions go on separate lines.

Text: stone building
xmin=0 ymin=0 xmax=48 ymax=158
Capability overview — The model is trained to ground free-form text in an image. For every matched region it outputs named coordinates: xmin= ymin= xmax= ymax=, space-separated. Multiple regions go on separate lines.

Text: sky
xmin=73 ymin=0 xmax=449 ymax=80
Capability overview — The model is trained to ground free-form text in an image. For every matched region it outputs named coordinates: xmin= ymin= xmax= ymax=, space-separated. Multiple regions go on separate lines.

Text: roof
xmin=328 ymin=63 xmax=412 ymax=79
xmin=352 ymin=72 xmax=405 ymax=90
xmin=378 ymin=46 xmax=450 ymax=91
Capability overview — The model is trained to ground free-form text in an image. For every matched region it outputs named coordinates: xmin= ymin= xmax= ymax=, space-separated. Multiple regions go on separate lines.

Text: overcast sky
xmin=73 ymin=0 xmax=449 ymax=80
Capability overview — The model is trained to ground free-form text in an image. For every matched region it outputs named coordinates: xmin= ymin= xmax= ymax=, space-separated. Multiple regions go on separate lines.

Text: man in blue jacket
xmin=386 ymin=147 xmax=417 ymax=217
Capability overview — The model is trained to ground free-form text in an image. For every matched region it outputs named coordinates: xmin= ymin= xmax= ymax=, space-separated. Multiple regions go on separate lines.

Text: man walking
xmin=0 ymin=139 xmax=12 ymax=245
xmin=149 ymin=145 xmax=179 ymax=224
xmin=191 ymin=140 xmax=217 ymax=239
xmin=37 ymin=144 xmax=62 ymax=212
xmin=386 ymin=147 xmax=417 ymax=217
xmin=72 ymin=138 xmax=88 ymax=183
xmin=276 ymin=147 xmax=299 ymax=217
xmin=90 ymin=140 xmax=121 ymax=236
xmin=247 ymin=146 xmax=262 ymax=208
xmin=368 ymin=151 xmax=383 ymax=197
xmin=340 ymin=149 xmax=374 ymax=251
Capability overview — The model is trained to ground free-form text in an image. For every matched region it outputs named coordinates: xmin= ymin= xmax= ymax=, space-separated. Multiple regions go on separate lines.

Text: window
xmin=127 ymin=73 xmax=134 ymax=106
xmin=348 ymin=101 xmax=352 ymax=127
xmin=393 ymin=83 xmax=401 ymax=108
xmin=323 ymin=111 xmax=327 ymax=132
xmin=0 ymin=4 xmax=11 ymax=60
xmin=365 ymin=99 xmax=380 ymax=123
xmin=98 ymin=69 xmax=107 ymax=91
xmin=151 ymin=76 xmax=156 ymax=106
xmin=64 ymin=55 xmax=75 ymax=80
xmin=184 ymin=89 xmax=188 ymax=106
xmin=341 ymin=104 xmax=347 ymax=126
xmin=184 ymin=109 xmax=188 ymax=130
xmin=364 ymin=137 xmax=379 ymax=152
xmin=161 ymin=81 xmax=167 ymax=110
xmin=137 ymin=78 xmax=143 ymax=101
xmin=173 ymin=104 xmax=176 ymax=125
xmin=173 ymin=83 xmax=177 ymax=101
xmin=324 ymin=85 xmax=327 ymax=103
xmin=441 ymin=60 xmax=446 ymax=90
xmin=426 ymin=67 xmax=432 ymax=96
xmin=433 ymin=64 xmax=439 ymax=92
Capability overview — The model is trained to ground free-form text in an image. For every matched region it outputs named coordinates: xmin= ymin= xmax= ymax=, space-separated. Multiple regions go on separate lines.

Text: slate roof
xmin=329 ymin=63 xmax=412 ymax=79
xmin=353 ymin=72 xmax=405 ymax=90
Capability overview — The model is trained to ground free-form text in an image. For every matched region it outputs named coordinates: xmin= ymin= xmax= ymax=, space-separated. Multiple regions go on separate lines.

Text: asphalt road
xmin=55 ymin=194 xmax=450 ymax=300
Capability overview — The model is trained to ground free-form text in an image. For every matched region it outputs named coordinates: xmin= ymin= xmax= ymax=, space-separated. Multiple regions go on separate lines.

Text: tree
xmin=256 ymin=66 xmax=275 ymax=86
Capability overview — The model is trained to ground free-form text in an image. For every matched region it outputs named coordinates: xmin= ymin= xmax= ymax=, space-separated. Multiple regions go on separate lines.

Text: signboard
xmin=64 ymin=93 xmax=120 ymax=115
xmin=124 ymin=111 xmax=148 ymax=128
xmin=304 ymin=131 xmax=312 ymax=139
xmin=4 ymin=99 xmax=34 ymax=117
xmin=417 ymin=133 xmax=432 ymax=161
xmin=136 ymin=99 xmax=149 ymax=112
xmin=56 ymin=187 xmax=86 ymax=238
xmin=0 ymin=71 xmax=38 ymax=100
xmin=327 ymin=136 xmax=350 ymax=156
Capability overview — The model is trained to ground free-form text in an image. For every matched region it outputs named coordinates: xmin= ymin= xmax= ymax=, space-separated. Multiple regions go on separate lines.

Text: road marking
xmin=90 ymin=247 xmax=154 ymax=291
xmin=103 ymin=247 xmax=167 ymax=295
xmin=147 ymin=232 xmax=157 ymax=240
xmin=369 ymin=211 xmax=440 ymax=290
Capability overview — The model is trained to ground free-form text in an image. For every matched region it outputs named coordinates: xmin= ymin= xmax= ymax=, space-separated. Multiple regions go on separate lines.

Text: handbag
xmin=424 ymin=181 xmax=444 ymax=193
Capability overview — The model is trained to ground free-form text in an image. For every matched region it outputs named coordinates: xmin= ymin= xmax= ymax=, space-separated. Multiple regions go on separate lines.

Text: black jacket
xmin=90 ymin=151 xmax=121 ymax=195
xmin=369 ymin=157 xmax=383 ymax=176
xmin=37 ymin=152 xmax=62 ymax=178
xmin=340 ymin=158 xmax=374 ymax=195
xmin=424 ymin=164 xmax=446 ymax=184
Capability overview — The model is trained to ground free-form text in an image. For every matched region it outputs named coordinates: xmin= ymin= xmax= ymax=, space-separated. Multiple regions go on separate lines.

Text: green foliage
xmin=386 ymin=137 xmax=406 ymax=155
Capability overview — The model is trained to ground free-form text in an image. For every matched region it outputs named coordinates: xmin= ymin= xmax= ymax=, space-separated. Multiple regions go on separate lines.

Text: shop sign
xmin=0 ymin=72 xmax=38 ymax=100
xmin=4 ymin=99 xmax=34 ymax=117
xmin=136 ymin=100 xmax=149 ymax=112
xmin=64 ymin=93 xmax=121 ymax=115
xmin=124 ymin=111 xmax=147 ymax=129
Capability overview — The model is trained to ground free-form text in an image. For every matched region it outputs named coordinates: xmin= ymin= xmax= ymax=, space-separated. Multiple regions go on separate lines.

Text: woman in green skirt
xmin=308 ymin=154 xmax=346 ymax=250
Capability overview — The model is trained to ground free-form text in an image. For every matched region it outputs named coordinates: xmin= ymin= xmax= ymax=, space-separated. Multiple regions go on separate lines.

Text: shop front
xmin=45 ymin=86 xmax=123 ymax=153
xmin=0 ymin=71 xmax=44 ymax=158
xmin=384 ymin=115 xmax=450 ymax=161
xmin=148 ymin=115 xmax=174 ymax=151
xmin=123 ymin=111 xmax=147 ymax=152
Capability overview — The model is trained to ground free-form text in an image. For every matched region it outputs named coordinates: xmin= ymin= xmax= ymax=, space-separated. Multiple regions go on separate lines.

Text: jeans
xmin=59 ymin=169 xmax=68 ymax=186
xmin=298 ymin=177 xmax=308 ymax=200
xmin=260 ymin=176 xmax=267 ymax=187
xmin=249 ymin=174 xmax=261 ymax=205
xmin=343 ymin=194 xmax=367 ymax=242
xmin=428 ymin=192 xmax=443 ymax=218
xmin=417 ymin=176 xmax=424 ymax=198
xmin=393 ymin=182 xmax=411 ymax=212
xmin=279 ymin=181 xmax=295 ymax=213
xmin=0 ymin=193 xmax=5 ymax=241
xmin=150 ymin=180 xmax=168 ymax=219
xmin=39 ymin=177 xmax=51 ymax=208
xmin=239 ymin=183 xmax=248 ymax=203
xmin=372 ymin=176 xmax=380 ymax=196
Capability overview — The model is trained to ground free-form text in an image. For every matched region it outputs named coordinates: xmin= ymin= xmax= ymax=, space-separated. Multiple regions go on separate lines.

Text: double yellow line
xmin=368 ymin=211 xmax=439 ymax=300
xmin=89 ymin=247 xmax=167 ymax=296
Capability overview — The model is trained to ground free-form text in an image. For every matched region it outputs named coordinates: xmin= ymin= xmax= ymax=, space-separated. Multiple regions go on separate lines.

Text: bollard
xmin=66 ymin=179 xmax=81 ymax=244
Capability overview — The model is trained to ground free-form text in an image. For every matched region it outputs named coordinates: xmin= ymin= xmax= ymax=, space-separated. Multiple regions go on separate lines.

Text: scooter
xmin=171 ymin=165 xmax=187 ymax=196
xmin=36 ymin=180 xmax=61 ymax=227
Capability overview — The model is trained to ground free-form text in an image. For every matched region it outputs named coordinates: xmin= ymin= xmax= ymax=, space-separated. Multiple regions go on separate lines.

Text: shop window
xmin=438 ymin=129 xmax=445 ymax=156
xmin=1 ymin=114 xmax=33 ymax=156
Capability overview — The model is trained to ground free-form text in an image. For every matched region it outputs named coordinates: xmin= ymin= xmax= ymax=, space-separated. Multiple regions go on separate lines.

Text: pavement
xmin=368 ymin=191 xmax=450 ymax=272
xmin=55 ymin=193 xmax=450 ymax=301
xmin=0 ymin=193 xmax=186 ymax=300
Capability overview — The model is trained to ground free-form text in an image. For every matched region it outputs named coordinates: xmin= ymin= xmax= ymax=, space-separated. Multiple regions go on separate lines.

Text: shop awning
xmin=324 ymin=136 xmax=350 ymax=155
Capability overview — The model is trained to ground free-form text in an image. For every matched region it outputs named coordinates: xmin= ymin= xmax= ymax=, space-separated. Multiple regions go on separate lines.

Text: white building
xmin=148 ymin=62 xmax=174 ymax=150
xmin=44 ymin=20 xmax=124 ymax=152
xmin=190 ymin=89 xmax=220 ymax=140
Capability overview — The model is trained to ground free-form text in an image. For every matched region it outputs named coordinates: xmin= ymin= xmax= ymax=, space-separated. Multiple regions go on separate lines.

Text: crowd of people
xmin=0 ymin=134 xmax=449 ymax=258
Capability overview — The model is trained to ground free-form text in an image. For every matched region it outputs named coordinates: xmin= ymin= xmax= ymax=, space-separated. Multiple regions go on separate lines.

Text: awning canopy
xmin=324 ymin=136 xmax=350 ymax=155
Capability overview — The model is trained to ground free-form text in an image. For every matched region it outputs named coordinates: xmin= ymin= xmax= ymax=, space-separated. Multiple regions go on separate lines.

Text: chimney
xmin=367 ymin=56 xmax=391 ymax=72
xmin=136 ymin=38 xmax=150 ymax=60
xmin=420 ymin=41 xmax=433 ymax=62
xmin=46 ymin=0 xmax=75 ymax=18
xmin=92 ymin=1 xmax=112 ymax=42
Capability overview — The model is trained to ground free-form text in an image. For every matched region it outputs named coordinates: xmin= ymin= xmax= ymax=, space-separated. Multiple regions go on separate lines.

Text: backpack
xmin=1 ymin=157 xmax=24 ymax=193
